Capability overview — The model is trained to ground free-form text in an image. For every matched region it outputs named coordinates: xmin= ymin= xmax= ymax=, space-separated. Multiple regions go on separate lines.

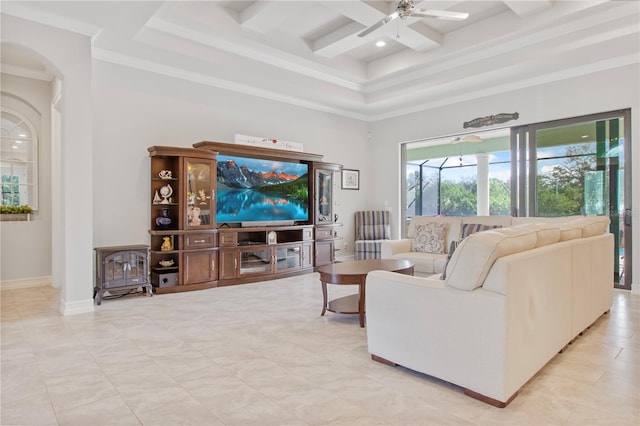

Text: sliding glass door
xmin=402 ymin=110 xmax=632 ymax=289
xmin=513 ymin=110 xmax=631 ymax=288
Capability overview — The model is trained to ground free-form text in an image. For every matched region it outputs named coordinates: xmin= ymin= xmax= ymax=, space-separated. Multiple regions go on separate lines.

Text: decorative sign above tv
xmin=463 ymin=112 xmax=519 ymax=129
xmin=216 ymin=154 xmax=310 ymax=226
xmin=234 ymin=134 xmax=304 ymax=152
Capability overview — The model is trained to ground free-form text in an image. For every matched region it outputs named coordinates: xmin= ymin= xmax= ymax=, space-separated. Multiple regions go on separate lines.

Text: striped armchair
xmin=354 ymin=211 xmax=391 ymax=260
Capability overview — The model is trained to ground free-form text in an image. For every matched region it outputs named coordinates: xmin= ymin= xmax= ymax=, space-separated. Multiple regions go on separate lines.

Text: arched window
xmin=0 ymin=110 xmax=38 ymax=210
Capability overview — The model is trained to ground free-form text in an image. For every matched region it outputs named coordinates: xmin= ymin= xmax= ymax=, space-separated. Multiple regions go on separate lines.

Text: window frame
xmin=1 ymin=109 xmax=39 ymax=211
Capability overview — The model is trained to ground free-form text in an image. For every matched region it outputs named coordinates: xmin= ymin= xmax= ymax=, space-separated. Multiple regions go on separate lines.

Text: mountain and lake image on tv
xmin=216 ymin=154 xmax=309 ymax=225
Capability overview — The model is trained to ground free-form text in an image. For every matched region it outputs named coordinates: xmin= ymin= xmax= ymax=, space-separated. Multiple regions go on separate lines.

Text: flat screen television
xmin=216 ymin=154 xmax=309 ymax=226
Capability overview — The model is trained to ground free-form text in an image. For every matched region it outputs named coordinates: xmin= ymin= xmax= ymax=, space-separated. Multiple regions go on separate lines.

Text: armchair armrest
xmin=381 ymin=239 xmax=412 ymax=258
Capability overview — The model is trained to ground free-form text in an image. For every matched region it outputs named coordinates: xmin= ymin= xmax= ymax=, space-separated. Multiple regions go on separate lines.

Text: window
xmin=403 ymin=129 xmax=511 ymax=224
xmin=1 ymin=110 xmax=38 ymax=210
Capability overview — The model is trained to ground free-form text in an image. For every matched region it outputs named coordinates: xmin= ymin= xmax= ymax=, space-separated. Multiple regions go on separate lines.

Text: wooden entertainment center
xmin=148 ymin=141 xmax=342 ymax=293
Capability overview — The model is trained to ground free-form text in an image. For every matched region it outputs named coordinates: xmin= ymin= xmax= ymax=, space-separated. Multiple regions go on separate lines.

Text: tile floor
xmin=1 ymin=274 xmax=638 ymax=426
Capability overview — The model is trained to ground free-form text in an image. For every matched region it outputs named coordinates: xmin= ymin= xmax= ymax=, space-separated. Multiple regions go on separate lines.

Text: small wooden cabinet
xmin=314 ymin=223 xmax=343 ymax=267
xmin=94 ymin=245 xmax=152 ymax=305
xmin=148 ymin=146 xmax=218 ymax=293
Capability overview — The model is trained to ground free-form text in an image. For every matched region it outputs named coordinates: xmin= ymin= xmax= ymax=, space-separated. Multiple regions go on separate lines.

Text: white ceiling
xmin=1 ymin=1 xmax=639 ymax=121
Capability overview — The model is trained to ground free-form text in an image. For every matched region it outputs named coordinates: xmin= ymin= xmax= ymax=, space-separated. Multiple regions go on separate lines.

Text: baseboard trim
xmin=0 ymin=276 xmax=52 ymax=290
xmin=59 ymin=298 xmax=95 ymax=316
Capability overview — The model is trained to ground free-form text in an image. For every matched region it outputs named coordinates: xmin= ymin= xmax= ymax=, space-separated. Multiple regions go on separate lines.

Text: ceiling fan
xmin=357 ymin=0 xmax=469 ymax=38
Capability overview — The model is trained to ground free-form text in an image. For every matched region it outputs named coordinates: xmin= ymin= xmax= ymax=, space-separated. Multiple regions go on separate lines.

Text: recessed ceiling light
xmin=581 ymin=135 xmax=589 ymax=138
xmin=375 ymin=40 xmax=386 ymax=47
xmin=12 ymin=145 xmax=18 ymax=149
xmin=15 ymin=140 xmax=22 ymax=144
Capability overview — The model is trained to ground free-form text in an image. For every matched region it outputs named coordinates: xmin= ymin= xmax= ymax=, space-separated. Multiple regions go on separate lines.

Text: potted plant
xmin=0 ymin=205 xmax=34 ymax=221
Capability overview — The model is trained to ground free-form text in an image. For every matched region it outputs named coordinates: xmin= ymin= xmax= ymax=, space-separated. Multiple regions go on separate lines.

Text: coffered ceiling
xmin=2 ymin=1 xmax=639 ymax=120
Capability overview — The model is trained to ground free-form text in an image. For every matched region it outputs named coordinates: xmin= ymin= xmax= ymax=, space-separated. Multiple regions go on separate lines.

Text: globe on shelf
xmin=159 ymin=184 xmax=173 ymax=204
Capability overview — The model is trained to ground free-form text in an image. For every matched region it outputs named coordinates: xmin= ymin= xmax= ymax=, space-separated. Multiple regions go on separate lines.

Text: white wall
xmin=370 ymin=64 xmax=640 ymax=290
xmin=1 ymin=14 xmax=94 ymax=314
xmin=0 ymin=74 xmax=52 ymax=282
xmin=91 ymin=61 xmax=371 ymax=256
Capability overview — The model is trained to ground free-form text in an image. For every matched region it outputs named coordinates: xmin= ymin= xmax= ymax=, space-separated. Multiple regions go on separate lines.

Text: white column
xmin=476 ymin=153 xmax=490 ymax=216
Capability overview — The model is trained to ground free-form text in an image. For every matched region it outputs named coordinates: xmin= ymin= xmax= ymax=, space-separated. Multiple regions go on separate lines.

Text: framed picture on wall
xmin=341 ymin=169 xmax=359 ymax=190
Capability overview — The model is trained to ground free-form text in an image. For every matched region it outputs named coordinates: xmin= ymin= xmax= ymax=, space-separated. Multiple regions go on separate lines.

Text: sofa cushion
xmin=407 ymin=216 xmax=462 ymax=252
xmin=513 ymin=223 xmax=562 ymax=247
xmin=355 ymin=240 xmax=386 ymax=260
xmin=445 ymin=227 xmax=538 ymax=291
xmin=460 ymin=223 xmax=502 ymax=239
xmin=461 ymin=215 xmax=513 ymax=227
xmin=441 ymin=240 xmax=460 ymax=280
xmin=355 ymin=211 xmax=391 ymax=241
xmin=412 ymin=222 xmax=447 ymax=254
xmin=533 ymin=226 xmax=561 ymax=247
xmin=510 ymin=215 xmax=585 ymax=225
xmin=573 ymin=216 xmax=610 ymax=237
xmin=558 ymin=224 xmax=583 ymax=241
xmin=360 ymin=225 xmax=389 ymax=240
xmin=390 ymin=252 xmax=443 ymax=274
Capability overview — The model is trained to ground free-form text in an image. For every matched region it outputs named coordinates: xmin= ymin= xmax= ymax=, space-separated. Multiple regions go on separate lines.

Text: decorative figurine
xmin=161 ymin=236 xmax=173 ymax=251
xmin=189 ymin=206 xmax=201 ymax=226
xmin=159 ymin=170 xmax=172 ymax=179
xmin=153 ymin=190 xmax=161 ymax=204
xmin=198 ymin=189 xmax=207 ymax=204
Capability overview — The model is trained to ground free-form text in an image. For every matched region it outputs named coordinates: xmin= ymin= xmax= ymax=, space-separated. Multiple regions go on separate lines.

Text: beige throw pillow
xmin=412 ymin=222 xmax=447 ymax=254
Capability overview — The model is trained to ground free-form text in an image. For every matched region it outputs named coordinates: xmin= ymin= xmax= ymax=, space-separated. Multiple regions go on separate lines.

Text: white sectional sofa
xmin=367 ymin=216 xmax=613 ymax=407
xmin=381 ymin=215 xmax=588 ymax=276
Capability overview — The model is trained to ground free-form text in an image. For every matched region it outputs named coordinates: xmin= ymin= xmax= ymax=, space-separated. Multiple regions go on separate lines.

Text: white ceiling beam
xmin=375 ymin=20 xmax=442 ymax=52
xmin=503 ymin=0 xmax=554 ymax=17
xmin=405 ymin=21 xmax=444 ymax=47
xmin=240 ymin=1 xmax=306 ymax=34
xmin=313 ymin=22 xmax=366 ymax=57
xmin=321 ymin=1 xmax=390 ymax=23
xmin=313 ymin=1 xmax=442 ymax=57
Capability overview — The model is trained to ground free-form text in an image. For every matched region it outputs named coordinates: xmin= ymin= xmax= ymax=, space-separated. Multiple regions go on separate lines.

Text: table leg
xmin=321 ymin=281 xmax=328 ymax=316
xmin=358 ymin=281 xmax=365 ymax=328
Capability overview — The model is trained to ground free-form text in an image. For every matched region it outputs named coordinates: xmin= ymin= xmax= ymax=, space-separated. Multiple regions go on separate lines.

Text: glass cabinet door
xmin=274 ymin=245 xmax=301 ymax=272
xmin=186 ymin=158 xmax=214 ymax=228
xmin=239 ymin=248 xmax=273 ymax=276
xmin=316 ymin=169 xmax=333 ymax=223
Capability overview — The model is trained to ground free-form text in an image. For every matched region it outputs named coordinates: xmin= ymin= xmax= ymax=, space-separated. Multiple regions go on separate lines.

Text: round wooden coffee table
xmin=318 ymin=259 xmax=414 ymax=327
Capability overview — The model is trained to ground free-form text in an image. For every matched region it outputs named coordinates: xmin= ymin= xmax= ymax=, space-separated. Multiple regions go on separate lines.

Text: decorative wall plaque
xmin=463 ymin=112 xmax=519 ymax=129
xmin=234 ymin=134 xmax=304 ymax=152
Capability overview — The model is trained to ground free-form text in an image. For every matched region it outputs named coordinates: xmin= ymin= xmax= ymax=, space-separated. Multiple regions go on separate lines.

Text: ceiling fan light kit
xmin=358 ymin=0 xmax=469 ymax=37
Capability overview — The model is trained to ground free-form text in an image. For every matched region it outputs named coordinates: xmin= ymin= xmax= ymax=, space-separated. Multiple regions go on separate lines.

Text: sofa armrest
xmin=366 ymin=269 xmax=509 ymax=402
xmin=381 ymin=239 xmax=412 ymax=258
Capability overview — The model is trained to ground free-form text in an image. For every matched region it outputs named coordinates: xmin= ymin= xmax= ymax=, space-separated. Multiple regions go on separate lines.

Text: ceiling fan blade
xmin=357 ymin=11 xmax=400 ymax=37
xmin=414 ymin=9 xmax=469 ymax=21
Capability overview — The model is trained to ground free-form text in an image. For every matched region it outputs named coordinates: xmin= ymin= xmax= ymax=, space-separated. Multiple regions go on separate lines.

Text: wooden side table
xmin=317 ymin=259 xmax=414 ymax=327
